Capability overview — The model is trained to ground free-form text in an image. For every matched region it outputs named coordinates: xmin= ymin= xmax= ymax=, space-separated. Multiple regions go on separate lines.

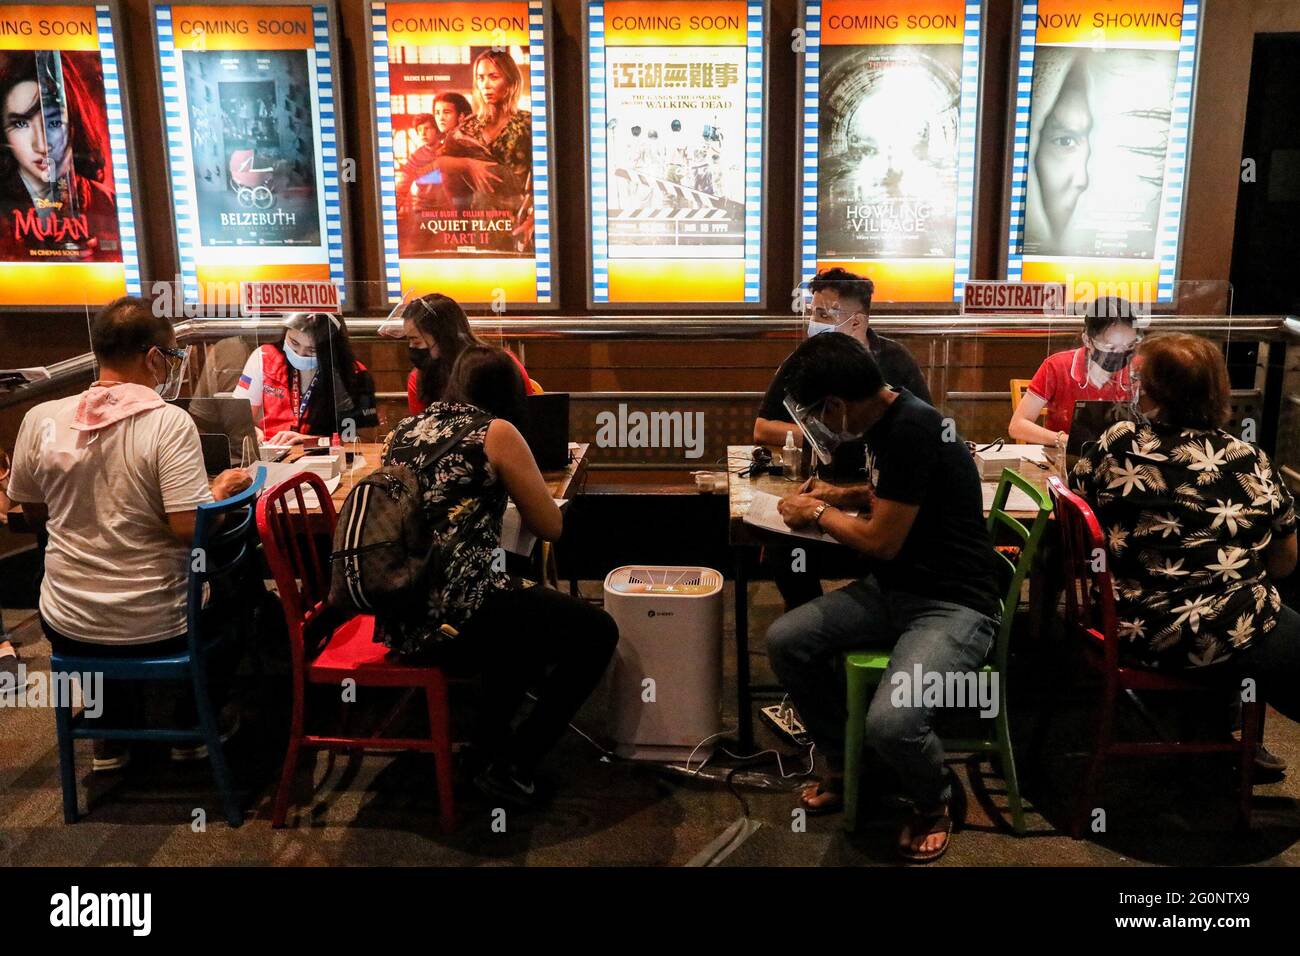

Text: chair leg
xmin=193 ymin=675 xmax=241 ymax=828
xmin=53 ymin=699 xmax=78 ymax=824
xmin=996 ymin=692 xmax=1027 ymax=835
xmin=426 ymin=683 xmax=456 ymax=834
xmin=1237 ymin=701 xmax=1260 ymax=832
xmin=1072 ymin=696 xmax=1113 ymax=839
xmin=842 ymin=665 xmax=870 ymax=832
xmin=273 ymin=683 xmax=307 ymax=829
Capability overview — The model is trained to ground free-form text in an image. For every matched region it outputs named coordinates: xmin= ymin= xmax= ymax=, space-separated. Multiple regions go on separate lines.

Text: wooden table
xmin=725 ymin=443 xmax=1060 ymax=748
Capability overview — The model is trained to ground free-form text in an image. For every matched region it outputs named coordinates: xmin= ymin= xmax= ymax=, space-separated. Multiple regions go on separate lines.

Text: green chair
xmin=841 ymin=468 xmax=1053 ymax=834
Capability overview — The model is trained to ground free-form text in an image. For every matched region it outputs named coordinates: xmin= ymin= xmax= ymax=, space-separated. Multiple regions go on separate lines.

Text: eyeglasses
xmin=143 ymin=345 xmax=188 ymax=361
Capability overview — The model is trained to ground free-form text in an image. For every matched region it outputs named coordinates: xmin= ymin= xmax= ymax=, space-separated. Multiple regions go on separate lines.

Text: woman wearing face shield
xmin=1008 ymin=296 xmax=1139 ymax=450
xmin=232 ymin=313 xmax=378 ymax=446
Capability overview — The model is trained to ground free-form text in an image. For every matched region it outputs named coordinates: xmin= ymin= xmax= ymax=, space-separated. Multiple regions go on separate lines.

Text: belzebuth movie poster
xmin=0 ymin=46 xmax=121 ymax=264
xmin=1023 ymin=45 xmax=1177 ymax=260
xmin=390 ymin=41 xmax=535 ymax=258
xmin=181 ymin=48 xmax=321 ymax=248
xmin=603 ymin=45 xmax=747 ymax=258
xmin=815 ymin=43 xmax=961 ymax=260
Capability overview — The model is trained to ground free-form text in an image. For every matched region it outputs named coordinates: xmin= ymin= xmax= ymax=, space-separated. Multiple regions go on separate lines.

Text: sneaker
xmin=170 ymin=707 xmax=241 ymax=763
xmin=1232 ymin=730 xmax=1288 ymax=773
xmin=91 ymin=740 xmax=131 ymax=773
xmin=472 ymin=762 xmax=550 ymax=811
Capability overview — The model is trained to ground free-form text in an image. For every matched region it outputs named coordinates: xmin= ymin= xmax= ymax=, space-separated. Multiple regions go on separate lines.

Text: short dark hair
xmin=784 ymin=332 xmax=885 ymax=408
xmin=1082 ymin=296 xmax=1138 ymax=338
xmin=808 ymin=267 xmax=875 ymax=311
xmin=90 ymin=297 xmax=173 ymax=364
xmin=412 ymin=113 xmax=436 ymax=130
xmin=445 ymin=344 xmax=527 ymax=428
xmin=434 ymin=92 xmax=471 ymax=116
xmin=1137 ymin=333 xmax=1231 ymax=430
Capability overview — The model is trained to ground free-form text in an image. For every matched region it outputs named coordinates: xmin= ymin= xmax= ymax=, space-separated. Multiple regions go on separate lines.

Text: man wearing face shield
xmin=764 ymin=332 xmax=999 ymax=862
xmin=755 ymin=268 xmax=932 ymax=611
xmin=1008 ymin=296 xmax=1140 ymax=449
xmin=5 ymin=298 xmax=251 ymax=771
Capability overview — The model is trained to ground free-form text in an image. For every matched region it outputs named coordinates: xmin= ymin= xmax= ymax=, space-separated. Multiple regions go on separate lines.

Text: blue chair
xmin=51 ymin=467 xmax=266 ymax=827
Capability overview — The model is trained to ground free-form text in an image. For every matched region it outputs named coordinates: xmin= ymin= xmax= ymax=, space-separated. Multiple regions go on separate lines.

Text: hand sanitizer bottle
xmin=783 ymin=431 xmax=798 ymax=481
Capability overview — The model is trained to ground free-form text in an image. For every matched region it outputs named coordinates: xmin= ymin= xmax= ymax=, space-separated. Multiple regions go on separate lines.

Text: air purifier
xmin=603 ymin=565 xmax=724 ymax=761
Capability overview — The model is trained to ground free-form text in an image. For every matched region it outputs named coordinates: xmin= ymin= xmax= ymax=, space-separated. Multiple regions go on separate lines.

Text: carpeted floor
xmin=2 ymin=584 xmax=1300 ymax=867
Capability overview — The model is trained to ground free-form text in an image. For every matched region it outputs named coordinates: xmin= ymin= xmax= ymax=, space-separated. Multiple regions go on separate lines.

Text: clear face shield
xmin=147 ymin=345 xmax=191 ymax=402
xmin=783 ymin=393 xmax=847 ymax=467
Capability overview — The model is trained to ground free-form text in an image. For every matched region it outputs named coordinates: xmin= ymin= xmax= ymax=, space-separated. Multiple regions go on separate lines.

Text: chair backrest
xmin=186 ymin=466 xmax=267 ymax=651
xmin=255 ymin=471 xmax=337 ymax=671
xmin=1010 ymin=378 xmax=1046 ymax=421
xmin=1046 ymin=475 xmax=1119 ymax=669
xmin=528 ymin=378 xmax=544 ymax=395
xmin=985 ymin=468 xmax=1052 ymax=670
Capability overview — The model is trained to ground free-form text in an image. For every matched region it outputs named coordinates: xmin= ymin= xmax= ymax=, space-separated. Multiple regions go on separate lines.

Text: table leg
xmin=734 ymin=546 xmax=753 ymax=751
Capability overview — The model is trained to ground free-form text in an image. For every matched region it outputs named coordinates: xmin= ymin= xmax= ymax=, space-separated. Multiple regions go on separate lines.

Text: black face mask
xmin=1089 ymin=347 xmax=1133 ymax=374
xmin=408 ymin=347 xmax=436 ymax=371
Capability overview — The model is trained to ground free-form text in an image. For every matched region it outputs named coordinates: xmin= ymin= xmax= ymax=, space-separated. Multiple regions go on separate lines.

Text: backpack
xmin=328 ymin=412 xmax=492 ymax=630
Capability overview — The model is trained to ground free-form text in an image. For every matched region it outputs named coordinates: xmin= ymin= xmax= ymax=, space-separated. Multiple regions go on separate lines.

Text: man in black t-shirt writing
xmin=755 ymin=268 xmax=932 ymax=610
xmin=764 ymin=333 xmax=999 ymax=862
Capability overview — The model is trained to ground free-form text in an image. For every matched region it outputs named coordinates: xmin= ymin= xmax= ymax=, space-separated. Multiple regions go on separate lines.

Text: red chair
xmin=1046 ymin=476 xmax=1260 ymax=838
xmin=255 ymin=472 xmax=455 ymax=832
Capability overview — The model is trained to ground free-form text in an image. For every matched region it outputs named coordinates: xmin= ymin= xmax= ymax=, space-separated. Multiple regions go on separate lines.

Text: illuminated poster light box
xmin=585 ymin=0 xmax=767 ymax=307
xmin=798 ymin=0 xmax=985 ymax=305
xmin=151 ymin=1 xmax=349 ymax=311
xmin=0 ymin=2 xmax=144 ymax=309
xmin=1004 ymin=0 xmax=1201 ymax=305
xmin=369 ymin=0 xmax=556 ymax=308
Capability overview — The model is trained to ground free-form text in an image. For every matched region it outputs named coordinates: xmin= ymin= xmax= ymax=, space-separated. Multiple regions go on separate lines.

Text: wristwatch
xmin=812 ymin=502 xmax=830 ymax=527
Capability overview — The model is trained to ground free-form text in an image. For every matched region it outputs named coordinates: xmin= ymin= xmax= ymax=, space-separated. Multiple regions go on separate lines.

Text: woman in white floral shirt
xmin=1070 ymin=333 xmax=1300 ymax=730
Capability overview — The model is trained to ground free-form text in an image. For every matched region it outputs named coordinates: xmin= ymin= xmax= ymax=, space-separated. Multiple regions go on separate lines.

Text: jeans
xmin=766 ymin=576 xmax=998 ymax=807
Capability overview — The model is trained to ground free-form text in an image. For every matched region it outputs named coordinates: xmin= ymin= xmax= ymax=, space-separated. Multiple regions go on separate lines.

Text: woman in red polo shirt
xmin=233 ymin=313 xmax=378 ymax=445
xmin=396 ymin=293 xmax=535 ymax=415
xmin=1008 ymin=297 xmax=1139 ymax=451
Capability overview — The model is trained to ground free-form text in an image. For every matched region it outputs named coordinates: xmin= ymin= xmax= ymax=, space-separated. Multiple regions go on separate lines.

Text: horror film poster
xmin=0 ymin=47 xmax=121 ymax=264
xmin=815 ymin=43 xmax=961 ymax=261
xmin=390 ymin=42 xmax=535 ymax=259
xmin=603 ymin=45 xmax=748 ymax=259
xmin=181 ymin=48 xmax=321 ymax=248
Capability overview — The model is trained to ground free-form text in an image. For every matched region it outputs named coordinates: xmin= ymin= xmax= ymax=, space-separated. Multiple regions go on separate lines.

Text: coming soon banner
xmin=799 ymin=0 xmax=983 ymax=304
xmin=153 ymin=3 xmax=346 ymax=307
xmin=1005 ymin=0 xmax=1200 ymax=303
xmin=586 ymin=1 xmax=765 ymax=305
xmin=0 ymin=3 xmax=141 ymax=307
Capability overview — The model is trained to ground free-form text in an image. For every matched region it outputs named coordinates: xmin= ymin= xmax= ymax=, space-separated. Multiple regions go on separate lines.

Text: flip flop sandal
xmin=898 ymin=810 xmax=953 ymax=863
xmin=798 ymin=779 xmax=844 ymax=815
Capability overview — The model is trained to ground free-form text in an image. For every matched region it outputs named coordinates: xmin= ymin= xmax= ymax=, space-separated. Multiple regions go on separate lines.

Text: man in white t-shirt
xmin=6 ymin=297 xmax=251 ymax=770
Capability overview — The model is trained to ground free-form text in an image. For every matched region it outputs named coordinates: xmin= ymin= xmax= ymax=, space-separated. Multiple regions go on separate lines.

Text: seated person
xmin=1009 ymin=295 xmax=1138 ymax=451
xmin=393 ymin=292 xmax=536 ymax=415
xmin=233 ymin=313 xmax=378 ymax=446
xmin=754 ymin=267 xmax=933 ymax=611
xmin=4 ymin=297 xmax=252 ymax=770
xmin=1070 ymin=333 xmax=1300 ymax=758
xmin=381 ymin=344 xmax=618 ymax=808
xmin=764 ymin=332 xmax=1000 ymax=862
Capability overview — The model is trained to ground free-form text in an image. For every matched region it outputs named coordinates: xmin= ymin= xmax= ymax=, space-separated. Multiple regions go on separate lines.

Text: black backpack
xmin=328 ymin=413 xmax=492 ymax=632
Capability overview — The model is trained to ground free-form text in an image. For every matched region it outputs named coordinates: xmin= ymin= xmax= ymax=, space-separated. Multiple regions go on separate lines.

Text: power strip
xmin=760 ymin=704 xmax=812 ymax=746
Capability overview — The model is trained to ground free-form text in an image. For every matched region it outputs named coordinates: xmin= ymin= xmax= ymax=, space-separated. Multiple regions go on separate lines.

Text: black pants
xmin=428 ymin=584 xmax=618 ymax=773
xmin=41 ymin=616 xmax=235 ymax=731
xmin=1192 ymin=604 xmax=1300 ymax=726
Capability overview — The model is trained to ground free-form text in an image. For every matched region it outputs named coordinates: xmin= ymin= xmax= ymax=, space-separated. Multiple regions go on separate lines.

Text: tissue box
xmin=974 ymin=445 xmax=1046 ymax=480
xmin=298 ymin=454 xmax=342 ymax=480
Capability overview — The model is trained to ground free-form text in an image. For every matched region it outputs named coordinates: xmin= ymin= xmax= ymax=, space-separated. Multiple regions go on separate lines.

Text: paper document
xmin=0 ymin=367 xmax=51 ymax=392
xmin=743 ymin=491 xmax=840 ymax=543
xmin=501 ymin=498 xmax=569 ymax=556
xmin=982 ymin=483 xmax=1041 ymax=514
xmin=258 ymin=461 xmax=342 ymax=509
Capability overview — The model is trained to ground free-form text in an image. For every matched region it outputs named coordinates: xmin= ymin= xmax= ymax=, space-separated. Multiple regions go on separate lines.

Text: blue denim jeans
xmin=766 ymin=577 xmax=998 ymax=807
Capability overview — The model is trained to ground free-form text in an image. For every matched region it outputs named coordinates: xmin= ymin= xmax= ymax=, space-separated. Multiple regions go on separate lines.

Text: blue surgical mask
xmin=284 ymin=341 xmax=319 ymax=372
xmin=807 ymin=319 xmax=837 ymax=337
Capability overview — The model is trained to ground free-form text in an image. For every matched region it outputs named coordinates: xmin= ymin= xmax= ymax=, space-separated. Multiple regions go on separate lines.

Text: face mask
xmin=807 ymin=319 xmax=838 ymax=337
xmin=284 ymin=341 xmax=319 ymax=372
xmin=408 ymin=346 xmax=435 ymax=370
xmin=1089 ymin=347 xmax=1134 ymax=374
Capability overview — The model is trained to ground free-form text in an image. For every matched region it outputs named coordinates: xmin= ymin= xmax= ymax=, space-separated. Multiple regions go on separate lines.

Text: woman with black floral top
xmin=382 ymin=346 xmax=618 ymax=808
xmin=1070 ymin=333 xmax=1300 ymax=737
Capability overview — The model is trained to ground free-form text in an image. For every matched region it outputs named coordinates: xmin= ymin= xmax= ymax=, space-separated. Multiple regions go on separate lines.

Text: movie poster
xmin=0 ymin=4 xmax=141 ymax=307
xmin=374 ymin=2 xmax=552 ymax=306
xmin=588 ymin=0 xmax=765 ymax=305
xmin=604 ymin=46 xmax=747 ymax=257
xmin=181 ymin=49 xmax=321 ymax=247
xmin=155 ymin=4 xmax=345 ymax=306
xmin=1007 ymin=0 xmax=1199 ymax=301
xmin=800 ymin=1 xmax=981 ymax=304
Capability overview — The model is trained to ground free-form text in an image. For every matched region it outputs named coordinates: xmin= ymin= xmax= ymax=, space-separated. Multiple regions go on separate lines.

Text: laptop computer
xmin=1066 ymin=399 xmax=1140 ymax=470
xmin=522 ymin=393 xmax=570 ymax=470
xmin=171 ymin=397 xmax=263 ymax=474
